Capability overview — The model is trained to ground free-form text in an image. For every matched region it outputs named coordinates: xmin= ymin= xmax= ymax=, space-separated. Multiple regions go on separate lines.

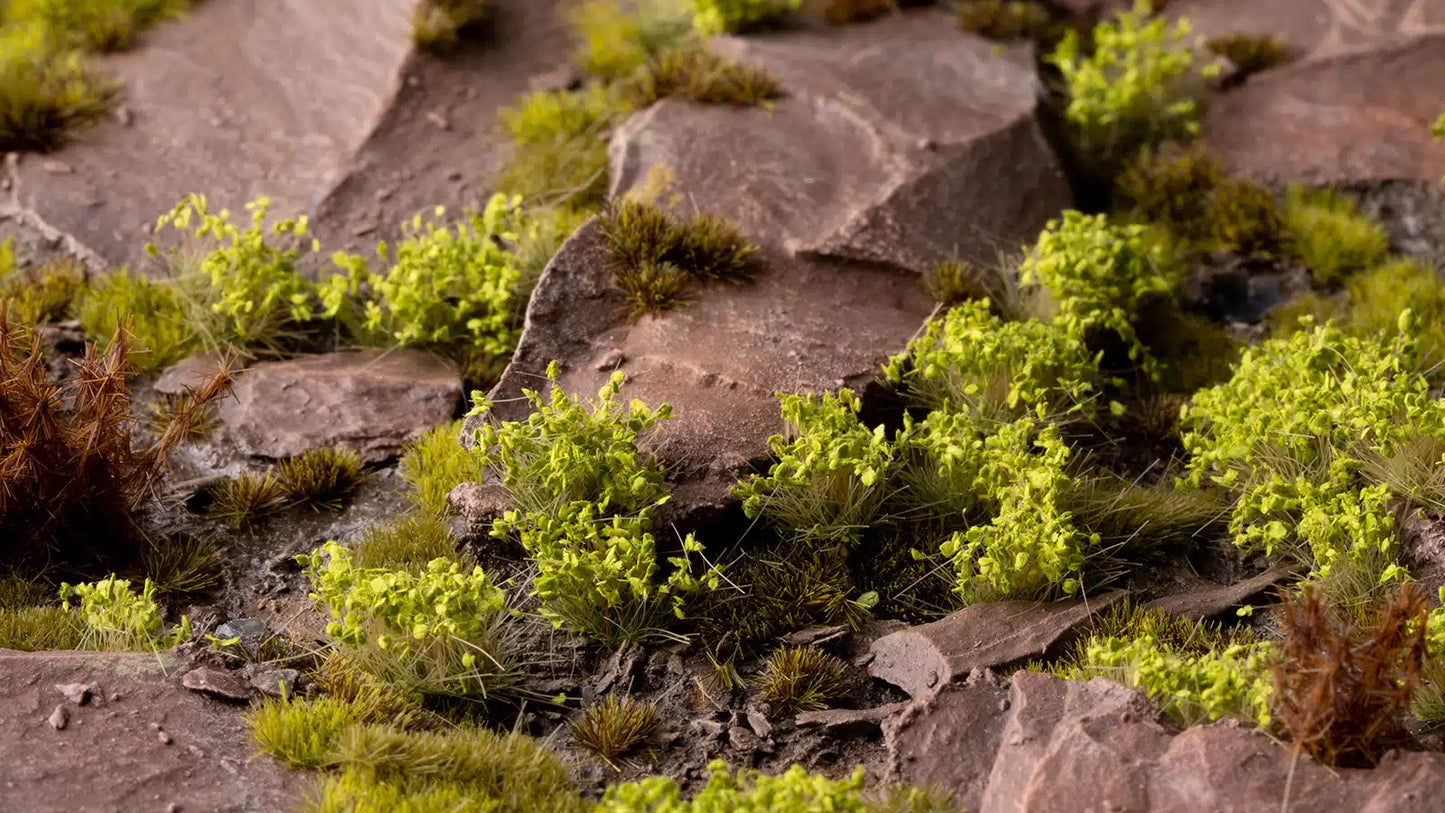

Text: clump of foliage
xmin=1180 ymin=315 xmax=1445 ymax=583
xmin=821 ymin=0 xmax=899 ymax=26
xmin=73 ymin=269 xmax=195 ymax=373
xmin=141 ymin=534 xmax=222 ymax=600
xmin=1049 ymin=0 xmax=1218 ymax=174
xmin=145 ymin=391 xmax=218 ymax=440
xmin=300 ymin=540 xmax=513 ymax=699
xmin=276 ymin=447 xmax=367 ymax=511
xmin=0 ymin=24 xmax=116 ymax=151
xmin=1 ymin=322 xmax=230 ymax=569
xmin=570 ymin=694 xmax=662 ymax=765
xmin=0 ymin=256 xmax=87 ymax=326
xmin=469 ymin=364 xmax=718 ymax=645
xmin=567 ymin=0 xmax=695 ymax=81
xmin=956 ymin=1 xmax=1054 ymax=42
xmin=349 ymin=512 xmax=469 ymax=574
xmin=1206 ymin=33 xmax=1294 ymax=76
xmin=7 ymin=0 xmax=194 ymax=53
xmin=1114 ymin=144 xmax=1285 ymax=256
xmin=1434 ymin=112 xmax=1445 ymax=139
xmin=1063 ymin=608 xmax=1275 ymax=727
xmin=601 ymin=761 xmax=879 ymax=811
xmin=690 ymin=0 xmax=801 ymax=35
xmin=883 ymin=298 xmax=1104 ymax=421
xmin=147 ymin=195 xmax=319 ymax=347
xmin=59 ymin=576 xmax=191 ymax=651
xmin=1279 ymin=185 xmax=1390 ymax=285
xmin=207 ymin=471 xmax=286 ymax=528
xmin=734 ymin=388 xmax=896 ymax=547
xmin=411 ymin=0 xmax=489 ymax=54
xmin=497 ymin=84 xmax=626 ymax=211
xmin=597 ymin=198 xmax=757 ymax=319
xmin=757 ymin=645 xmax=850 ymax=716
xmin=314 ymin=724 xmax=587 ymax=813
xmin=0 ymin=575 xmax=84 ymax=650
xmin=1273 ymin=585 xmax=1428 ymax=767
xmin=1019 ymin=210 xmax=1180 ymax=376
xmin=249 ymin=694 xmax=362 ymax=769
xmin=922 ymin=260 xmax=1009 ymax=308
xmin=625 ymin=46 xmax=784 ymax=108
xmin=323 ymin=195 xmax=525 ymax=371
xmin=398 ymin=421 xmax=487 ymax=516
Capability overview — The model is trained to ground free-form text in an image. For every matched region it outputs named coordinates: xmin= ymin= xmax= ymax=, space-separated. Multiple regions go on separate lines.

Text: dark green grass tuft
xmin=568 ymin=694 xmax=662 ymax=766
xmin=0 ymin=256 xmax=87 ymax=326
xmin=1207 ymin=33 xmax=1294 ymax=76
xmin=613 ymin=260 xmax=691 ymax=318
xmin=624 ymin=46 xmax=783 ymax=108
xmin=348 ymin=512 xmax=470 ymax=574
xmin=956 ymin=1 xmax=1057 ymax=43
xmin=598 ymin=198 xmax=757 ymax=317
xmin=141 ymin=534 xmax=222 ymax=599
xmin=145 ymin=392 xmax=217 ymax=440
xmin=757 ymin=645 xmax=851 ymax=716
xmin=276 ymin=447 xmax=367 ymax=511
xmin=411 ymin=0 xmax=490 ymax=54
xmin=207 ymin=471 xmax=286 ymax=528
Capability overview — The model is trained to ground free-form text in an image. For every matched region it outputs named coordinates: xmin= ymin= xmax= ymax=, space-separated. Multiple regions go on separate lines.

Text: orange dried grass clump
xmin=1272 ymin=584 xmax=1428 ymax=767
xmin=0 ymin=313 xmax=232 ymax=570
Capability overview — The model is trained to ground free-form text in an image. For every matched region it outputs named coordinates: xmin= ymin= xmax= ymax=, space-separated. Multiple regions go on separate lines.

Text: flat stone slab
xmin=1171 ymin=0 xmax=1445 ymax=63
xmin=0 ymin=651 xmax=300 ymax=812
xmin=867 ymin=591 xmax=1129 ymax=699
xmin=1144 ymin=563 xmax=1297 ymax=621
xmin=219 ymin=349 xmax=462 ymax=462
xmin=6 ymin=0 xmax=416 ymax=266
xmin=1202 ymin=33 xmax=1445 ymax=184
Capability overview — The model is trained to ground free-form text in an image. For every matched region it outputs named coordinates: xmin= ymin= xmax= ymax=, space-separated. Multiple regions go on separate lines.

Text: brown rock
xmin=797 ymin=702 xmax=908 ymax=734
xmin=446 ymin=482 xmax=513 ymax=530
xmin=1144 ymin=563 xmax=1297 ymax=621
xmin=1400 ymin=509 xmax=1445 ymax=591
xmin=1149 ymin=722 xmax=1361 ymax=812
xmin=218 ymin=350 xmax=461 ymax=462
xmin=247 ymin=669 xmax=300 ymax=699
xmin=11 ymin=0 xmax=418 ymax=267
xmin=868 ymin=591 xmax=1129 ymax=699
xmin=55 ymin=682 xmax=93 ymax=706
xmin=47 ymin=704 xmax=68 ymax=731
xmin=1202 ymin=34 xmax=1445 ymax=184
xmin=885 ymin=670 xmax=1013 ymax=808
xmin=1169 ymin=0 xmax=1445 ymax=65
xmin=180 ymin=667 xmax=251 ymax=703
xmin=0 ymin=652 xmax=299 ymax=811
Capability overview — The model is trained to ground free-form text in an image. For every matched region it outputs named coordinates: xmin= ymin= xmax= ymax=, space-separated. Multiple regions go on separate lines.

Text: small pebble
xmin=47 ymin=705 xmax=68 ymax=731
xmin=157 ymin=729 xmax=173 ymax=746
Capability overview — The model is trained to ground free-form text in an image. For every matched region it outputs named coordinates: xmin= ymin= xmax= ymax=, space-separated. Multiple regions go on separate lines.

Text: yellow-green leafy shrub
xmin=324 ymin=194 xmax=523 ymax=360
xmin=1181 ymin=315 xmax=1445 ymax=580
xmin=884 ymin=298 xmax=1105 ymax=421
xmin=299 ymin=541 xmax=511 ymax=699
xmin=690 ymin=0 xmax=800 ymax=35
xmin=732 ymin=389 xmax=896 ymax=546
xmin=1070 ymin=633 xmax=1276 ymax=727
xmin=1048 ymin=0 xmax=1218 ymax=171
xmin=148 ymin=195 xmax=319 ymax=346
xmin=601 ymin=760 xmax=869 ymax=812
xmin=469 ymin=363 xmax=717 ymax=645
xmin=58 ymin=576 xmax=190 ymax=651
xmin=1280 ymin=185 xmax=1390 ymax=285
xmin=1020 ymin=210 xmax=1179 ymax=376
xmin=927 ymin=417 xmax=1096 ymax=603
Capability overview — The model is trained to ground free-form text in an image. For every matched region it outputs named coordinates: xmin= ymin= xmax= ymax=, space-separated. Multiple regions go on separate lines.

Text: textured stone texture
xmin=0 ymin=652 xmax=299 ymax=812
xmin=6 ymin=0 xmax=416 ymax=266
xmin=1143 ymin=563 xmax=1297 ymax=621
xmin=868 ymin=592 xmax=1128 ymax=699
xmin=219 ymin=350 xmax=462 ymax=462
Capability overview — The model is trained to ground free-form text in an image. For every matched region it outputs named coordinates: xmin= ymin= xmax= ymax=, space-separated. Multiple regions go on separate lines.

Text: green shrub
xmin=324 ymin=195 xmax=523 ymax=361
xmin=398 ymin=421 xmax=487 ymax=516
xmin=469 ymin=363 xmax=718 ymax=645
xmin=733 ymin=388 xmax=896 ymax=546
xmin=497 ymin=84 xmax=626 ymax=211
xmin=690 ymin=0 xmax=801 ymax=35
xmin=1020 ymin=210 xmax=1180 ymax=376
xmin=930 ymin=417 xmax=1097 ymax=603
xmin=299 ymin=541 xmax=512 ymax=699
xmin=883 ymin=298 xmax=1105 ymax=421
xmin=0 ymin=256 xmax=86 ymax=326
xmin=411 ymin=0 xmax=488 ymax=54
xmin=1069 ymin=633 xmax=1276 ymax=727
xmin=1280 ymin=185 xmax=1390 ymax=285
xmin=1049 ymin=0 xmax=1218 ymax=172
xmin=0 ymin=25 xmax=116 ymax=151
xmin=147 ymin=194 xmax=319 ymax=348
xmin=58 ymin=576 xmax=190 ymax=652
xmin=568 ymin=0 xmax=695 ymax=81
xmin=74 ymin=268 xmax=196 ymax=373
xmin=1181 ymin=316 xmax=1445 ymax=578
xmin=600 ymin=760 xmax=869 ymax=812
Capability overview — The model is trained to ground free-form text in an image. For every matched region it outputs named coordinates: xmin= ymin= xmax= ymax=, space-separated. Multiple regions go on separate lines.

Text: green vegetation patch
xmin=624 ymin=46 xmax=784 ymax=108
xmin=497 ymin=84 xmax=626 ymax=212
xmin=690 ymin=0 xmax=801 ymax=35
xmin=1279 ymin=185 xmax=1390 ymax=285
xmin=411 ymin=0 xmax=489 ymax=54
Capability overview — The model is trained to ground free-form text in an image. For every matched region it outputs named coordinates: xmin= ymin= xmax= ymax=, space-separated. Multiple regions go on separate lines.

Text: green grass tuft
xmin=74 ymin=268 xmax=197 ymax=374
xmin=1280 ymin=185 xmax=1390 ymax=285
xmin=398 ymin=421 xmax=488 ymax=516
xmin=0 ymin=26 xmax=117 ymax=152
xmin=956 ymin=1 xmax=1055 ymax=42
xmin=569 ymin=694 xmax=662 ymax=766
xmin=497 ymin=84 xmax=626 ymax=211
xmin=0 ymin=604 xmax=85 ymax=650
xmin=567 ymin=0 xmax=695 ymax=82
xmin=756 ymin=645 xmax=850 ymax=716
xmin=1206 ymin=33 xmax=1294 ymax=75
xmin=349 ymin=512 xmax=470 ymax=574
xmin=248 ymin=694 xmax=361 ymax=769
xmin=207 ymin=471 xmax=287 ymax=528
xmin=141 ymin=534 xmax=222 ymax=600
xmin=598 ymin=198 xmax=757 ymax=318
xmin=0 ymin=256 xmax=87 ymax=326
xmin=411 ymin=0 xmax=489 ymax=54
xmin=276 ymin=447 xmax=367 ymax=511
xmin=624 ymin=45 xmax=784 ymax=108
